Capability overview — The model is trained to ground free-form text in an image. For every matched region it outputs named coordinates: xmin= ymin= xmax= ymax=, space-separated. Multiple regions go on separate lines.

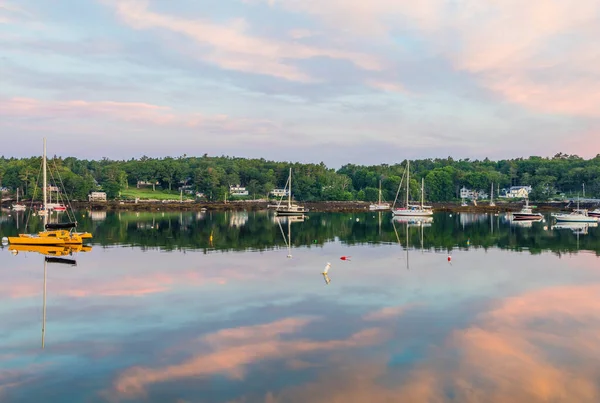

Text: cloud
xmin=102 ymin=0 xmax=384 ymax=83
xmin=253 ymin=0 xmax=600 ymax=117
xmin=111 ymin=317 xmax=387 ymax=398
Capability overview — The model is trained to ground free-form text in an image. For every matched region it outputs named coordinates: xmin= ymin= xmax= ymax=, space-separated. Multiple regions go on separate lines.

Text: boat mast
xmin=406 ymin=160 xmax=410 ymax=207
xmin=43 ymin=138 xmax=47 ymax=226
xmin=288 ymin=167 xmax=292 ymax=208
xmin=421 ymin=177 xmax=424 ymax=209
xmin=490 ymin=182 xmax=495 ymax=207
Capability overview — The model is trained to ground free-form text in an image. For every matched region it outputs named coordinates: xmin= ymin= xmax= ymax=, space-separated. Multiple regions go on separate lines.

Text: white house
xmin=460 ymin=187 xmax=489 ymax=200
xmin=89 ymin=191 xmax=107 ymax=202
xmin=229 ymin=185 xmax=249 ymax=197
xmin=506 ymin=186 xmax=532 ymax=198
xmin=270 ymin=188 xmax=289 ymax=197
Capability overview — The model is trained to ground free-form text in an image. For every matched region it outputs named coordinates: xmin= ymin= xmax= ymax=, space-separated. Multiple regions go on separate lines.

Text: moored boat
xmin=275 ymin=168 xmax=308 ymax=216
xmin=392 ymin=162 xmax=432 ymax=217
xmin=511 ymin=198 xmax=543 ymax=221
xmin=7 ymin=139 xmax=93 ymax=246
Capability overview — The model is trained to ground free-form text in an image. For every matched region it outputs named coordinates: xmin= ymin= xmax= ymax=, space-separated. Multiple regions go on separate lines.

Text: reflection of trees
xmin=1 ymin=212 xmax=598 ymax=255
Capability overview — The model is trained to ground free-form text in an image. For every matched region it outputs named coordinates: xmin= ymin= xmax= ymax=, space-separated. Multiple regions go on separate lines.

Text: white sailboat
xmin=553 ymin=197 xmax=598 ymax=223
xmin=275 ymin=168 xmax=308 ymax=216
xmin=511 ymin=198 xmax=543 ymax=221
xmin=12 ymin=188 xmax=26 ymax=211
xmin=393 ymin=161 xmax=433 ymax=217
xmin=369 ymin=180 xmax=391 ymax=211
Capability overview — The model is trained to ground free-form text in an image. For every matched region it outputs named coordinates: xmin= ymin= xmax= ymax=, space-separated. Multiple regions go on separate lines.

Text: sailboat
xmin=589 ymin=208 xmax=600 ymax=218
xmin=12 ymin=188 xmax=27 ymax=211
xmin=369 ymin=180 xmax=391 ymax=211
xmin=8 ymin=139 xmax=93 ymax=245
xmin=275 ymin=168 xmax=308 ymax=216
xmin=393 ymin=161 xmax=433 ymax=217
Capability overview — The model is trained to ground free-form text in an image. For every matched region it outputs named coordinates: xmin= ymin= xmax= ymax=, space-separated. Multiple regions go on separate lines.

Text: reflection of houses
xmin=229 ymin=185 xmax=248 ymax=197
xmin=88 ymin=191 xmax=107 ymax=202
xmin=459 ymin=213 xmax=488 ymax=226
xmin=270 ymin=188 xmax=289 ymax=197
xmin=501 ymin=186 xmax=532 ymax=198
xmin=229 ymin=212 xmax=248 ymax=227
xmin=90 ymin=211 xmax=107 ymax=221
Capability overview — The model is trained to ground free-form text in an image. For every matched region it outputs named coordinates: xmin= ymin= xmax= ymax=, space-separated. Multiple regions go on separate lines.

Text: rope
xmin=392 ymin=168 xmax=406 ymax=209
xmin=24 ymin=160 xmax=42 ymax=229
xmin=52 ymin=159 xmax=77 ymax=224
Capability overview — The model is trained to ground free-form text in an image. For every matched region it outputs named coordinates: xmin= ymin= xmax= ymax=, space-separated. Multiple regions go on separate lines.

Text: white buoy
xmin=322 ymin=262 xmax=331 ymax=274
xmin=1 ymin=237 xmax=8 ymax=246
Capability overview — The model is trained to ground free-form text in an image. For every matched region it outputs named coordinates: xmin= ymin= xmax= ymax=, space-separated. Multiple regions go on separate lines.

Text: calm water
xmin=1 ymin=210 xmax=599 ymax=402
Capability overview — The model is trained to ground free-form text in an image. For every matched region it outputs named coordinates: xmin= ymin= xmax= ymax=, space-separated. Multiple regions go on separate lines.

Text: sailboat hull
xmin=392 ymin=208 xmax=433 ymax=217
xmin=8 ymin=236 xmax=66 ymax=246
xmin=275 ymin=208 xmax=308 ymax=216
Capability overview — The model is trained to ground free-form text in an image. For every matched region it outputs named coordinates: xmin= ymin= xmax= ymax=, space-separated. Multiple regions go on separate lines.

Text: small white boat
xmin=392 ymin=162 xmax=433 ymax=217
xmin=553 ymin=209 xmax=598 ymax=223
xmin=589 ymin=209 xmax=600 ymax=218
xmin=12 ymin=188 xmax=26 ymax=211
xmin=275 ymin=168 xmax=308 ymax=216
xmin=369 ymin=180 xmax=391 ymax=211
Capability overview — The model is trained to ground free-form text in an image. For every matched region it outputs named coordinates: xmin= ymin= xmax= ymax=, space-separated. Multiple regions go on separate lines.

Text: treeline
xmin=1 ymin=153 xmax=599 ymax=202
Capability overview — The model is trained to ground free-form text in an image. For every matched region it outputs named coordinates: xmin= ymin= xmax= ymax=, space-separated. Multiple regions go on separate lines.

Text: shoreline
xmin=74 ymin=200 xmax=579 ymax=213
xmin=2 ymin=200 xmax=588 ymax=213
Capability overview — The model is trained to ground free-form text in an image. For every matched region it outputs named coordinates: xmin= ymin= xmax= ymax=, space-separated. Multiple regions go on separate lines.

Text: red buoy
xmin=340 ymin=256 xmax=351 ymax=261
xmin=447 ymin=255 xmax=452 ymax=262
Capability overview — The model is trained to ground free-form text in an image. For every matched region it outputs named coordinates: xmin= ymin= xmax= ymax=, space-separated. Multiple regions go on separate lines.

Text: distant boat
xmin=393 ymin=161 xmax=432 ymax=217
xmin=552 ymin=198 xmax=598 ymax=223
xmin=369 ymin=180 xmax=391 ymax=211
xmin=275 ymin=168 xmax=308 ymax=216
xmin=511 ymin=198 xmax=543 ymax=221
xmin=588 ymin=209 xmax=600 ymax=218
xmin=12 ymin=188 xmax=26 ymax=211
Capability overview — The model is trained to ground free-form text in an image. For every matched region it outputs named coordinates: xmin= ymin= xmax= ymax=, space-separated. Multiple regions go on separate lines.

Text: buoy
xmin=340 ymin=256 xmax=351 ymax=261
xmin=356 ymin=218 xmax=359 ymax=222
xmin=1 ymin=237 xmax=8 ymax=246
xmin=447 ymin=255 xmax=452 ymax=262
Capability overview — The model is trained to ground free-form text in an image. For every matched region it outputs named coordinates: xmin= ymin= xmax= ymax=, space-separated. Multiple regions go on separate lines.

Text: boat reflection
xmin=552 ymin=222 xmax=598 ymax=235
xmin=275 ymin=214 xmax=306 ymax=258
xmin=322 ymin=272 xmax=331 ymax=285
xmin=9 ymin=243 xmax=92 ymax=257
xmin=392 ymin=216 xmax=433 ymax=227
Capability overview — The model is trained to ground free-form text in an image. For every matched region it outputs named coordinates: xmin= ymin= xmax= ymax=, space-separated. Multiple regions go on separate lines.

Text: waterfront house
xmin=229 ymin=185 xmax=249 ymax=197
xmin=89 ymin=191 xmax=107 ymax=202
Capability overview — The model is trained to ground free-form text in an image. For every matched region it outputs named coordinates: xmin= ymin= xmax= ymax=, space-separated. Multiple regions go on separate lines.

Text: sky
xmin=1 ymin=0 xmax=599 ymax=167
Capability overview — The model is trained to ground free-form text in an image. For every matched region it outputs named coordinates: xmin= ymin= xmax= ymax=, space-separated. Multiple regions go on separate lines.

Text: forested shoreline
xmin=1 ymin=153 xmax=599 ymax=202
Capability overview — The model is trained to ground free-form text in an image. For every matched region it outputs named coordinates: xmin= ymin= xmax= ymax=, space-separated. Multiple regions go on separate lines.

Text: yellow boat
xmin=8 ymin=138 xmax=93 ymax=246
xmin=9 ymin=243 xmax=92 ymax=256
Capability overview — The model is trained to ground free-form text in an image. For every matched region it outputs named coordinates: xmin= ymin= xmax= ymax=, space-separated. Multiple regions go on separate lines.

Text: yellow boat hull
xmin=9 ymin=229 xmax=93 ymax=245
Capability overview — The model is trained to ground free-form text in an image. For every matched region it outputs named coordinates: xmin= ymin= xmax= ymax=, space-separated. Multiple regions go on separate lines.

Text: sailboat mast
xmin=421 ymin=177 xmax=424 ymax=208
xmin=288 ymin=167 xmax=292 ymax=208
xmin=406 ymin=160 xmax=410 ymax=207
xmin=43 ymin=138 xmax=47 ymax=214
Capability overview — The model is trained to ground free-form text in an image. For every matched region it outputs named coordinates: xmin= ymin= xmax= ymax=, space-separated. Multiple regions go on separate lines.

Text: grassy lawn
xmin=120 ymin=187 xmax=195 ymax=200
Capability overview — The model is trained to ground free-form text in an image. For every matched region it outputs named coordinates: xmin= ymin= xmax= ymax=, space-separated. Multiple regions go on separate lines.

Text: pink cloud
xmin=255 ymin=0 xmax=600 ymax=117
xmin=103 ymin=0 xmax=384 ymax=82
xmin=111 ymin=317 xmax=388 ymax=398
xmin=0 ymin=97 xmax=281 ymax=136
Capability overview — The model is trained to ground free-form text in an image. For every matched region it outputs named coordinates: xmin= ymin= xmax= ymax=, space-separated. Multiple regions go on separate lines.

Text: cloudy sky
xmin=1 ymin=0 xmax=599 ymax=166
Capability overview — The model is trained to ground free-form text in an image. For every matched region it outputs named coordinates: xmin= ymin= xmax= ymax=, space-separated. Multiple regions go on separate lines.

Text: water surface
xmin=1 ymin=211 xmax=599 ymax=402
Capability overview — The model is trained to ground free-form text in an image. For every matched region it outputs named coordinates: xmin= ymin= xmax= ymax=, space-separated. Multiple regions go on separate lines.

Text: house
xmin=506 ymin=186 xmax=532 ymax=198
xmin=89 ymin=191 xmax=107 ymax=202
xmin=229 ymin=185 xmax=249 ymax=197
xmin=460 ymin=187 xmax=489 ymax=200
xmin=270 ymin=188 xmax=289 ymax=197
